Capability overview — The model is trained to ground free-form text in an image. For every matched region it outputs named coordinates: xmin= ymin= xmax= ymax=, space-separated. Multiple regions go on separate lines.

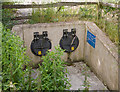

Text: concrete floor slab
xmin=31 ymin=61 xmax=108 ymax=90
xmin=66 ymin=62 xmax=108 ymax=90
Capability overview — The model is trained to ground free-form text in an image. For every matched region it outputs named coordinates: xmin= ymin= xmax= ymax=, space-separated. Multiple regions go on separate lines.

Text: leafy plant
xmin=2 ymin=25 xmax=31 ymax=90
xmin=1 ymin=24 xmax=71 ymax=91
xmin=36 ymin=46 xmax=71 ymax=90
xmin=81 ymin=64 xmax=90 ymax=91
xmin=2 ymin=2 xmax=17 ymax=29
xmin=28 ymin=2 xmax=76 ymax=24
xmin=78 ymin=4 xmax=118 ymax=46
xmin=0 ymin=22 xmax=2 ymax=92
xmin=29 ymin=6 xmax=57 ymax=24
xmin=79 ymin=6 xmax=94 ymax=19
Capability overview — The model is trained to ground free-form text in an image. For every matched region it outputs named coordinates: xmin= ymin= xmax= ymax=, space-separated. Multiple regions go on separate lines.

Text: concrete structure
xmin=85 ymin=22 xmax=118 ymax=90
xmin=12 ymin=21 xmax=118 ymax=90
xmin=12 ymin=21 xmax=86 ymax=65
xmin=31 ymin=62 xmax=108 ymax=90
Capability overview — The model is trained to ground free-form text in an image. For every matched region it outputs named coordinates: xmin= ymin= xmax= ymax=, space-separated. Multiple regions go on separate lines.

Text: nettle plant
xmin=36 ymin=46 xmax=71 ymax=90
xmin=2 ymin=26 xmax=30 ymax=90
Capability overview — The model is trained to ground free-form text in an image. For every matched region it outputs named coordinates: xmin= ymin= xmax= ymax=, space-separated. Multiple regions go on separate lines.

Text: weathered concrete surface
xmin=85 ymin=22 xmax=118 ymax=90
xmin=67 ymin=62 xmax=108 ymax=90
xmin=12 ymin=21 xmax=85 ymax=65
xmin=12 ymin=21 xmax=118 ymax=90
xmin=31 ymin=62 xmax=107 ymax=90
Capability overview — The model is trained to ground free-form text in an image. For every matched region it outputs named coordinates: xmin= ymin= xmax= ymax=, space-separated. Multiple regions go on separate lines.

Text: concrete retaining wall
xmin=12 ymin=21 xmax=86 ymax=65
xmin=12 ymin=21 xmax=118 ymax=90
xmin=84 ymin=22 xmax=118 ymax=90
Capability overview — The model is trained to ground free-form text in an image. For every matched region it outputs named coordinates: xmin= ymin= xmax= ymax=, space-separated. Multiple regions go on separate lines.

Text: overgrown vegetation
xmin=2 ymin=25 xmax=31 ymax=90
xmin=78 ymin=5 xmax=119 ymax=45
xmin=81 ymin=64 xmax=90 ymax=91
xmin=36 ymin=46 xmax=71 ymax=90
xmin=28 ymin=3 xmax=118 ymax=46
xmin=96 ymin=5 xmax=119 ymax=45
xmin=2 ymin=2 xmax=119 ymax=45
xmin=1 ymin=1 xmax=119 ymax=91
xmin=0 ymin=23 xmax=2 ymax=92
xmin=2 ymin=25 xmax=71 ymax=90
xmin=2 ymin=2 xmax=71 ymax=91
xmin=2 ymin=2 xmax=17 ymax=29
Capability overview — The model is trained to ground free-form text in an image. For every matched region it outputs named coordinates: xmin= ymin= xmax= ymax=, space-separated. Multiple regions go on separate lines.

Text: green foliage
xmin=28 ymin=7 xmax=57 ymax=24
xmin=81 ymin=65 xmax=90 ymax=91
xmin=78 ymin=5 xmax=118 ymax=45
xmin=105 ymin=21 xmax=118 ymax=44
xmin=2 ymin=24 xmax=71 ymax=90
xmin=28 ymin=4 xmax=75 ymax=24
xmin=2 ymin=25 xmax=30 ymax=90
xmin=0 ymin=23 xmax=2 ymax=92
xmin=28 ymin=3 xmax=118 ymax=45
xmin=2 ymin=2 xmax=17 ymax=29
xmin=36 ymin=46 xmax=71 ymax=90
xmin=78 ymin=6 xmax=97 ymax=20
xmin=2 ymin=2 xmax=119 ymax=46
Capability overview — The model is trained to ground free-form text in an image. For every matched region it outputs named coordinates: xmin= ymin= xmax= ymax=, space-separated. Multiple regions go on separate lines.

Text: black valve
xmin=59 ymin=28 xmax=79 ymax=53
xmin=31 ymin=31 xmax=52 ymax=56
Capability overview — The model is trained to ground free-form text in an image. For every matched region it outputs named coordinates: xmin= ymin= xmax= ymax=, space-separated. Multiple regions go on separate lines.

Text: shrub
xmin=2 ymin=2 xmax=17 ymax=29
xmin=2 ymin=28 xmax=71 ymax=90
xmin=36 ymin=46 xmax=71 ymax=90
xmin=2 ymin=25 xmax=30 ymax=90
xmin=29 ymin=7 xmax=58 ymax=24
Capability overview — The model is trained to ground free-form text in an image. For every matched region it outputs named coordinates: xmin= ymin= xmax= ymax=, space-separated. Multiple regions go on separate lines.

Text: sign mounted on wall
xmin=87 ymin=30 xmax=96 ymax=48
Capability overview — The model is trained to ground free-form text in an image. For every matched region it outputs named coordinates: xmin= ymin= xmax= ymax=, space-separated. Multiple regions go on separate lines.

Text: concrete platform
xmin=31 ymin=61 xmax=108 ymax=90
xmin=66 ymin=62 xmax=108 ymax=90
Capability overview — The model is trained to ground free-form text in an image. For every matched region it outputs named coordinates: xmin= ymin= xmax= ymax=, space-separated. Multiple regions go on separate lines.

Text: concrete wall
xmin=84 ymin=22 xmax=118 ymax=90
xmin=12 ymin=21 xmax=118 ymax=90
xmin=12 ymin=21 xmax=86 ymax=65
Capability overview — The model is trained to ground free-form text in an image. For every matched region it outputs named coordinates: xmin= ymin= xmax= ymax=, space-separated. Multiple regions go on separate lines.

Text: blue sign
xmin=87 ymin=30 xmax=96 ymax=48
